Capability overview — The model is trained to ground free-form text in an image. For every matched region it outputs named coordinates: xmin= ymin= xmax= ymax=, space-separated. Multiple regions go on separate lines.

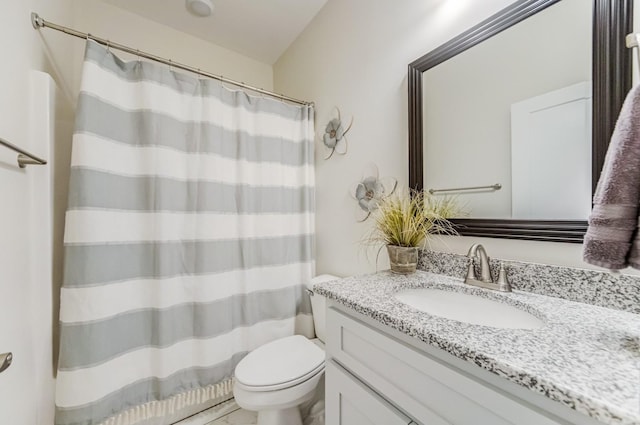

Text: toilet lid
xmin=235 ymin=335 xmax=325 ymax=389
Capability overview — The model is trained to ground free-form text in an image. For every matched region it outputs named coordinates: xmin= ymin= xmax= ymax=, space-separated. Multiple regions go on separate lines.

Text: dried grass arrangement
xmin=366 ymin=190 xmax=463 ymax=273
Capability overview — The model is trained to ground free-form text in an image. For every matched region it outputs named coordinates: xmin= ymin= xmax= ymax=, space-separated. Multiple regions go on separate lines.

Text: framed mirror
xmin=408 ymin=0 xmax=633 ymax=243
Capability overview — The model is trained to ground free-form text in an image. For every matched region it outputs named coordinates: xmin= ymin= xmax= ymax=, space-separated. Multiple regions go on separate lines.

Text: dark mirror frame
xmin=408 ymin=0 xmax=633 ymax=243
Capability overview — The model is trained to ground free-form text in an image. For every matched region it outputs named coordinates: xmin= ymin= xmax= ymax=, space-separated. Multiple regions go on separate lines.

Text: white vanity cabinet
xmin=325 ymin=361 xmax=414 ymax=425
xmin=325 ymin=304 xmax=603 ymax=425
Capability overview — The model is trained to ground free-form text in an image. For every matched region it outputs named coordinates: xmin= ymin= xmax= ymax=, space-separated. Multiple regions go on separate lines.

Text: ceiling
xmin=101 ymin=0 xmax=328 ymax=64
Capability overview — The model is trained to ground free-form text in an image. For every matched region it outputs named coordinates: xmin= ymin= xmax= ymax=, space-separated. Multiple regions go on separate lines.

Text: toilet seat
xmin=235 ymin=335 xmax=325 ymax=392
xmin=235 ymin=363 xmax=325 ymax=392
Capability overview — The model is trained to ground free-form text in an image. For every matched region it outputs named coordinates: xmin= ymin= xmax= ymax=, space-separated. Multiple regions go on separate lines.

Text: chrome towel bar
xmin=0 ymin=353 xmax=12 ymax=374
xmin=626 ymin=33 xmax=640 ymax=78
xmin=429 ymin=183 xmax=502 ymax=194
xmin=0 ymin=137 xmax=47 ymax=168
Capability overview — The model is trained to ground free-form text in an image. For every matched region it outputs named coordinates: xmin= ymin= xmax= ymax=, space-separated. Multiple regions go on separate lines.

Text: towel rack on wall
xmin=626 ymin=33 xmax=640 ymax=72
xmin=0 ymin=353 xmax=12 ymax=374
xmin=0 ymin=137 xmax=47 ymax=168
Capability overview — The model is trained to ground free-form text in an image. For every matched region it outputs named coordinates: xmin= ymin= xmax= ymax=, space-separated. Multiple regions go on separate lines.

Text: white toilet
xmin=233 ymin=274 xmax=337 ymax=425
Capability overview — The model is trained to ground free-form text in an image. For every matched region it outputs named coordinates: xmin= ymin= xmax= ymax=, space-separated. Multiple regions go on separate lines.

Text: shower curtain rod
xmin=30 ymin=12 xmax=313 ymax=106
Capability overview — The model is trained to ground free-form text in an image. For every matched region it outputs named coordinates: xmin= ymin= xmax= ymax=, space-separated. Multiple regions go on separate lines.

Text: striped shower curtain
xmin=55 ymin=41 xmax=315 ymax=425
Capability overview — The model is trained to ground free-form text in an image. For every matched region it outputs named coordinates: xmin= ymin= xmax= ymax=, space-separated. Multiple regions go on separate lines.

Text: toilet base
xmin=257 ymin=407 xmax=302 ymax=425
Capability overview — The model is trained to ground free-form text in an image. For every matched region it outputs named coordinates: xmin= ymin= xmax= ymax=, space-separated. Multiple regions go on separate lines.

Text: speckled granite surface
xmin=314 ymin=271 xmax=640 ymax=425
xmin=418 ymin=250 xmax=640 ymax=314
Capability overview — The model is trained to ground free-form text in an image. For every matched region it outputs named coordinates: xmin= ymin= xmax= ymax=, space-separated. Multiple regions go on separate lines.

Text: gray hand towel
xmin=583 ymin=84 xmax=640 ymax=270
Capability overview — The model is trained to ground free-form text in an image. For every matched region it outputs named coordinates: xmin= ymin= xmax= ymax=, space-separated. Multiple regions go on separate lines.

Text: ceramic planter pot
xmin=387 ymin=245 xmax=418 ymax=274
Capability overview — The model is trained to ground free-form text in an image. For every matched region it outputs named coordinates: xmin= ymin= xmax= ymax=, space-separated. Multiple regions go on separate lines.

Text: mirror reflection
xmin=422 ymin=0 xmax=592 ymax=219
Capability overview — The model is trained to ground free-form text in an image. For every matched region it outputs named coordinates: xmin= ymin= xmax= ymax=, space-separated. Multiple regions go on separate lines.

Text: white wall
xmin=70 ymin=0 xmax=274 ymax=103
xmin=274 ymin=0 xmax=640 ymax=277
xmin=0 ymin=2 xmax=75 ymax=424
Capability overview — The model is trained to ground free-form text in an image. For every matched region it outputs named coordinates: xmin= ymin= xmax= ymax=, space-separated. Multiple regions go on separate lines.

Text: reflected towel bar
xmin=0 ymin=137 xmax=47 ymax=168
xmin=429 ymin=183 xmax=502 ymax=194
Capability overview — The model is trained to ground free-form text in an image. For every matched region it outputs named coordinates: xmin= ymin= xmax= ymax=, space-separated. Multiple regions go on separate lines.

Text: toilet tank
xmin=307 ymin=274 xmax=339 ymax=343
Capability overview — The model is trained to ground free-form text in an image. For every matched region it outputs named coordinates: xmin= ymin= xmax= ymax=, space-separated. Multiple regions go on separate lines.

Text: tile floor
xmin=180 ymin=397 xmax=324 ymax=425
xmin=206 ymin=407 xmax=257 ymax=425
xmin=175 ymin=399 xmax=256 ymax=425
xmin=178 ymin=378 xmax=324 ymax=425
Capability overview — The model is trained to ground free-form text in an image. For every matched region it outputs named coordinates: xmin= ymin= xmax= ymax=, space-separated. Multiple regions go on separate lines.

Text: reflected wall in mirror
xmin=423 ymin=0 xmax=591 ymax=220
xmin=408 ymin=0 xmax=633 ymax=242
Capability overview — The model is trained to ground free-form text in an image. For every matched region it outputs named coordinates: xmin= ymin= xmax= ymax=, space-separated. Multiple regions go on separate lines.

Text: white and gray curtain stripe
xmin=55 ymin=41 xmax=315 ymax=425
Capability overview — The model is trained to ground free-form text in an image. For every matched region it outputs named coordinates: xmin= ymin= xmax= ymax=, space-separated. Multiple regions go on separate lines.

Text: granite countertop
xmin=314 ymin=271 xmax=640 ymax=425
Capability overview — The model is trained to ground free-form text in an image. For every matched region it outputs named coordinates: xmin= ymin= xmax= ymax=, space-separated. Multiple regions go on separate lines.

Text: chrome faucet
xmin=464 ymin=244 xmax=511 ymax=292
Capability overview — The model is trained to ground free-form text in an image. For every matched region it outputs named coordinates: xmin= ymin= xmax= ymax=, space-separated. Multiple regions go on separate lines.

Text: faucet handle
xmin=496 ymin=262 xmax=512 ymax=292
xmin=465 ymin=257 xmax=477 ymax=281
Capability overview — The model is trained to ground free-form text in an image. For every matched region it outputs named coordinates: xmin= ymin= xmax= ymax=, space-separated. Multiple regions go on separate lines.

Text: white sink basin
xmin=394 ymin=289 xmax=544 ymax=330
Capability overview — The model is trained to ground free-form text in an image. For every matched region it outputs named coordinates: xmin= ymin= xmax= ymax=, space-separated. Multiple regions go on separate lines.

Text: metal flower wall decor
xmin=351 ymin=164 xmax=398 ymax=222
xmin=322 ymin=107 xmax=353 ymax=159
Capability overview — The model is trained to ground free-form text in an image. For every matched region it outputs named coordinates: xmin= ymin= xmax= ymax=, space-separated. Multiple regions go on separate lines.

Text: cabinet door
xmin=326 ymin=360 xmax=413 ymax=425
